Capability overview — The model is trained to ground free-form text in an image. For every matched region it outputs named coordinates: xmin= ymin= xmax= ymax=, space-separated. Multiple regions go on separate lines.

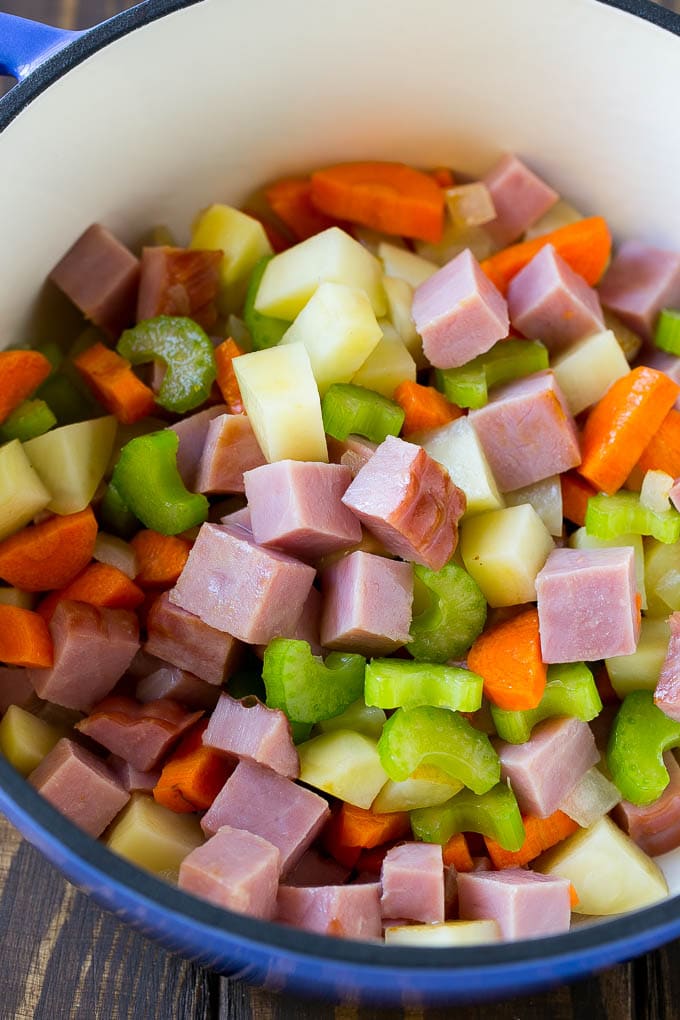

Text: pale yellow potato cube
xmin=190 ymin=204 xmax=272 ymax=314
xmin=606 ymin=616 xmax=670 ymax=697
xmin=105 ymin=792 xmax=204 ymax=882
xmin=297 ymin=729 xmax=388 ymax=809
xmin=645 ymin=537 xmax=680 ymax=616
xmin=524 ymin=199 xmax=583 ymax=240
xmin=24 ymin=416 xmax=117 ymax=516
xmin=280 ymin=282 xmax=382 ymax=396
xmin=570 ymin=527 xmax=646 ymax=610
xmin=552 ymin=330 xmax=629 ymax=415
xmin=385 ymin=920 xmax=501 ymax=946
xmin=373 ymin=765 xmax=463 ymax=813
xmin=254 ymin=227 xmax=386 ymax=320
xmin=377 ymin=241 xmax=438 ymax=288
xmin=233 ymin=343 xmax=328 ymax=463
xmin=460 ymin=504 xmax=554 ymax=607
xmin=445 ymin=183 xmax=496 ymax=228
xmin=414 ymin=218 xmax=496 ymax=265
xmin=383 ymin=275 xmax=427 ymax=369
xmin=535 ymin=816 xmax=667 ymax=915
xmin=0 ymin=705 xmax=65 ymax=777
xmin=0 ymin=439 xmax=51 ymax=540
xmin=413 ymin=416 xmax=504 ymax=518
xmin=604 ymin=310 xmax=642 ymax=363
xmin=505 ymin=475 xmax=563 ymax=537
xmin=351 ymin=331 xmax=416 ymax=398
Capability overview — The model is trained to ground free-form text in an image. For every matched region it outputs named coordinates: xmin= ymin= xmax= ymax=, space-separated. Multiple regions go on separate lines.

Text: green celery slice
xmin=262 ymin=638 xmax=366 ymax=724
xmin=409 ymin=561 xmax=487 ymax=662
xmin=436 ymin=340 xmax=548 ymax=409
xmin=654 ymin=308 xmax=680 ymax=355
xmin=490 ymin=662 xmax=602 ymax=743
xmin=243 ymin=256 xmax=289 ymax=350
xmin=586 ymin=491 xmax=680 ymax=544
xmin=365 ymin=659 xmax=483 ymax=713
xmin=411 ymin=783 xmax=525 ymax=851
xmin=321 ymin=382 xmax=404 ymax=443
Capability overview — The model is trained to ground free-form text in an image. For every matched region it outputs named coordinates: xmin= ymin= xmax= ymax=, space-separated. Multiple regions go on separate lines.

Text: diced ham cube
xmin=286 ymin=848 xmax=351 ymax=887
xmin=49 ymin=224 xmax=140 ymax=339
xmin=469 ymin=371 xmax=580 ymax=491
xmin=75 ymin=695 xmax=203 ymax=771
xmin=28 ymin=737 xmax=129 ymax=837
xmin=536 ymin=547 xmax=640 ymax=662
xmin=457 ymin=868 xmax=571 ymax=940
xmin=255 ymin=585 xmax=324 ymax=659
xmin=244 ymin=461 xmax=362 ymax=560
xmin=598 ymin=240 xmax=680 ymax=340
xmin=497 ymin=716 xmax=600 ymax=818
xmin=276 ymin=883 xmax=382 ymax=940
xmin=195 ymin=414 xmax=266 ymax=495
xmin=203 ymin=693 xmax=299 ymax=778
xmin=136 ymin=246 xmax=222 ymax=330
xmin=170 ymin=523 xmax=316 ymax=645
xmin=614 ymin=752 xmax=680 ymax=857
xmin=169 ymin=405 xmax=227 ymax=489
xmin=341 ymin=436 xmax=466 ymax=570
xmin=135 ymin=665 xmax=222 ymax=710
xmin=0 ymin=666 xmax=35 ymax=714
xmin=327 ymin=435 xmax=377 ymax=478
xmin=201 ymin=759 xmax=329 ymax=872
xmin=108 ymin=755 xmax=161 ymax=793
xmin=507 ymin=244 xmax=604 ymax=352
xmin=482 ymin=154 xmax=559 ymax=248
xmin=144 ymin=591 xmax=241 ymax=685
xmin=179 ymin=824 xmax=280 ymax=919
xmin=125 ymin=648 xmax=166 ymax=680
xmin=320 ymin=550 xmax=413 ymax=655
xmin=412 ymin=249 xmax=509 ymax=369
xmin=655 ymin=611 xmax=680 ymax=721
xmin=380 ymin=842 xmax=445 ymax=924
xmin=28 ymin=601 xmax=139 ymax=712
xmin=219 ymin=506 xmax=253 ymax=535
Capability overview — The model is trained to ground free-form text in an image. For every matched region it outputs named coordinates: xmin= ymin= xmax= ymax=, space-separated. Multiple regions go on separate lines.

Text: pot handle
xmin=0 ymin=13 xmax=82 ymax=81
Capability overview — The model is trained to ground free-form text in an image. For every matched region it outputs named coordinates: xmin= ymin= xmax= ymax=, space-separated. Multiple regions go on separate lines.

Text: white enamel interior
xmin=1 ymin=0 xmax=680 ymax=344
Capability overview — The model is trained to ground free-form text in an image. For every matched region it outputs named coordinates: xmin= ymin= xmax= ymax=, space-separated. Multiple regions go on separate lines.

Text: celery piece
xmin=491 ymin=662 xmax=602 ymax=744
xmin=436 ymin=340 xmax=548 ymax=410
xmin=321 ymin=382 xmax=404 ymax=443
xmin=290 ymin=721 xmax=313 ymax=744
xmin=654 ymin=308 xmax=680 ymax=355
xmin=243 ymin=256 xmax=289 ymax=350
xmin=436 ymin=364 xmax=487 ymax=409
xmin=0 ymin=400 xmax=56 ymax=443
xmin=409 ymin=561 xmax=487 ymax=662
xmin=607 ymin=690 xmax=680 ymax=805
xmin=586 ymin=491 xmax=680 ymax=544
xmin=99 ymin=479 xmax=140 ymax=539
xmin=24 ymin=416 xmax=117 ymax=515
xmin=297 ymin=729 xmax=389 ymax=808
xmin=105 ymin=792 xmax=204 ymax=881
xmin=314 ymin=698 xmax=386 ymax=740
xmin=35 ymin=341 xmax=64 ymax=371
xmin=411 ymin=783 xmax=525 ymax=852
xmin=0 ymin=705 xmax=65 ymax=777
xmin=0 ymin=440 xmax=51 ymax=541
xmin=263 ymin=638 xmax=366 ymax=723
xmin=37 ymin=373 xmax=98 ymax=425
xmin=365 ymin=659 xmax=483 ymax=713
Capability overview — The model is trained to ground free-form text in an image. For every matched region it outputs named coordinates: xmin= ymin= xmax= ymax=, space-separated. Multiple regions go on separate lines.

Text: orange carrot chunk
xmin=38 ymin=562 xmax=145 ymax=622
xmin=310 ymin=162 xmax=445 ymax=244
xmin=569 ymin=883 xmax=580 ymax=909
xmin=265 ymin=177 xmax=339 ymax=242
xmin=560 ymin=471 xmax=597 ymax=527
xmin=442 ymin=832 xmax=474 ymax=872
xmin=0 ymin=350 xmax=52 ymax=424
xmin=430 ymin=167 xmax=455 ymax=188
xmin=214 ymin=338 xmax=245 ymax=413
xmin=578 ymin=366 xmax=680 ymax=495
xmin=0 ymin=604 xmax=53 ymax=667
xmin=0 ymin=507 xmax=98 ymax=592
xmin=467 ymin=607 xmax=547 ymax=711
xmin=73 ymin=342 xmax=157 ymax=425
xmin=634 ymin=408 xmax=680 ymax=480
xmin=484 ymin=810 xmax=579 ymax=869
xmin=480 ymin=216 xmax=611 ymax=295
xmin=130 ymin=529 xmax=192 ymax=589
xmin=393 ymin=380 xmax=462 ymax=436
xmin=332 ymin=802 xmax=412 ymax=850
xmin=153 ymin=720 xmax=233 ymax=814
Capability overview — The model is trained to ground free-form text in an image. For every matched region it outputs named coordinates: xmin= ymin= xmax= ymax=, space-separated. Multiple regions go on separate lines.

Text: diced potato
xmin=254 ymin=227 xmax=386 ymax=320
xmin=383 ymin=275 xmax=427 ymax=368
xmin=558 ymin=766 xmax=621 ymax=829
xmin=377 ymin=241 xmax=438 ymax=288
xmin=350 ymin=331 xmax=416 ymax=398
xmin=385 ymin=920 xmax=501 ymax=946
xmin=314 ymin=699 xmax=386 ymax=740
xmin=0 ymin=705 xmax=65 ymax=777
xmin=606 ymin=616 xmax=670 ymax=697
xmin=0 ymin=440 xmax=51 ymax=540
xmin=505 ymin=476 xmax=563 ymax=537
xmin=413 ymin=417 xmax=504 ymax=519
xmin=190 ymin=204 xmax=272 ymax=314
xmin=460 ymin=504 xmax=554 ymax=608
xmin=105 ymin=792 xmax=204 ymax=881
xmin=604 ymin=310 xmax=643 ymax=363
xmin=0 ymin=587 xmax=34 ymax=609
xmin=445 ymin=183 xmax=496 ymax=228
xmin=233 ymin=343 xmax=328 ymax=463
xmin=640 ymin=470 xmax=674 ymax=515
xmin=534 ymin=816 xmax=668 ymax=915
xmin=280 ymin=282 xmax=382 ymax=396
xmin=552 ymin=331 xmax=630 ymax=416
xmin=297 ymin=729 xmax=388 ymax=809
xmin=570 ymin=527 xmax=646 ymax=610
xmin=645 ymin=538 xmax=680 ymax=616
xmin=373 ymin=764 xmax=463 ymax=813
xmin=24 ymin=416 xmax=117 ymax=515
xmin=523 ymin=199 xmax=583 ymax=240
xmin=414 ymin=218 xmax=496 ymax=265
xmin=93 ymin=532 xmax=138 ymax=580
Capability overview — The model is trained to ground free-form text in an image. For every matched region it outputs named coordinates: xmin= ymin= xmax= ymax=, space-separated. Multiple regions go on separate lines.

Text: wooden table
xmin=1 ymin=0 xmax=679 ymax=1015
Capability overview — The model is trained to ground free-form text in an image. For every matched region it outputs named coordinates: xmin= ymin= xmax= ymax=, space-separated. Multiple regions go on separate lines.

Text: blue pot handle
xmin=0 ymin=13 xmax=82 ymax=81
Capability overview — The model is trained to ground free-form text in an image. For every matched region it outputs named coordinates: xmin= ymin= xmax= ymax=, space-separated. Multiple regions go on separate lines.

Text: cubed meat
xmin=203 ymin=693 xmax=298 ymax=778
xmin=327 ymin=435 xmax=377 ymax=478
xmin=0 ymin=666 xmax=35 ymax=714
xmin=144 ymin=591 xmax=241 ymax=685
xmin=107 ymin=755 xmax=160 ymax=793
xmin=195 ymin=413 xmax=266 ymax=495
xmin=482 ymin=153 xmax=559 ymax=248
xmin=135 ymin=665 xmax=222 ymax=710
xmin=75 ymin=696 xmax=202 ymax=771
xmin=136 ymin=246 xmax=222 ymax=330
xmin=457 ymin=868 xmax=571 ymax=940
xmin=276 ymin=883 xmax=382 ymax=940
xmin=655 ymin=612 xmax=680 ymax=721
xmin=380 ymin=842 xmax=445 ymax=924
xmin=169 ymin=405 xmax=227 ymax=489
xmin=285 ymin=848 xmax=351 ymax=887
xmin=614 ymin=752 xmax=680 ymax=857
xmin=598 ymin=240 xmax=680 ymax=340
xmin=179 ymin=825 xmax=280 ymax=919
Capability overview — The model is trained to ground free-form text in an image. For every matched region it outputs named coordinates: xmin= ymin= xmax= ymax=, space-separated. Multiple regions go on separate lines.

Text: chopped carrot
xmin=130 ymin=530 xmax=191 ymax=589
xmin=484 ymin=810 xmax=579 ymax=869
xmin=214 ymin=338 xmax=245 ymax=413
xmin=310 ymin=162 xmax=445 ymax=244
xmin=241 ymin=207 xmax=291 ymax=252
xmin=442 ymin=832 xmax=474 ymax=872
xmin=393 ymin=380 xmax=462 ymax=435
xmin=354 ymin=840 xmax=400 ymax=875
xmin=480 ymin=216 xmax=611 ymax=295
xmin=37 ymin=562 xmax=145 ymax=622
xmin=634 ymin=408 xmax=680 ymax=480
xmin=578 ymin=367 xmax=680 ymax=494
xmin=569 ymin=884 xmax=580 ymax=909
xmin=153 ymin=720 xmax=233 ymax=813
xmin=430 ymin=166 xmax=455 ymax=188
xmin=73 ymin=342 xmax=157 ymax=425
xmin=332 ymin=802 xmax=411 ymax=849
xmin=561 ymin=471 xmax=597 ymax=527
xmin=265 ymin=177 xmax=339 ymax=241
xmin=0 ymin=350 xmax=52 ymax=424
xmin=467 ymin=607 xmax=547 ymax=711
xmin=320 ymin=810 xmax=363 ymax=869
xmin=0 ymin=508 xmax=97 ymax=592
xmin=0 ymin=604 xmax=53 ymax=667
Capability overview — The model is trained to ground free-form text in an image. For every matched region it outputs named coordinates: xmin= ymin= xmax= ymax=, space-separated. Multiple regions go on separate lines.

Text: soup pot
xmin=1 ymin=0 xmax=680 ymax=1006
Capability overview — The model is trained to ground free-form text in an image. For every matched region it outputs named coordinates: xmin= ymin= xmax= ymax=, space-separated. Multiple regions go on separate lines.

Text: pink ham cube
xmin=108 ymin=755 xmax=161 ymax=794
xmin=179 ymin=825 xmax=280 ymax=919
xmin=341 ymin=436 xmax=466 ymax=570
xmin=0 ymin=667 xmax=35 ymax=714
xmin=144 ymin=591 xmax=241 ymax=685
xmin=598 ymin=240 xmax=680 ymax=340
xmin=482 ymin=153 xmax=559 ymax=248
xmin=276 ymin=883 xmax=382 ymax=940
xmin=380 ymin=842 xmax=445 ymax=924
xmin=614 ymin=752 xmax=680 ymax=857
xmin=203 ymin=693 xmax=299 ymax=778
xmin=320 ymin=550 xmax=413 ymax=655
xmin=457 ymin=868 xmax=571 ymax=940
xmin=536 ymin=547 xmax=640 ymax=662
xmin=327 ymin=435 xmax=377 ymax=478
xmin=507 ymin=244 xmax=604 ymax=352
xmin=412 ymin=249 xmax=509 ymax=369
xmin=655 ymin=611 xmax=680 ymax=720
xmin=244 ymin=461 xmax=362 ymax=560
xmin=169 ymin=404 xmax=227 ymax=489
xmin=170 ymin=523 xmax=316 ymax=645
xmin=195 ymin=413 xmax=266 ymax=495
xmin=29 ymin=737 xmax=129 ymax=837
xmin=469 ymin=371 xmax=580 ymax=491
xmin=135 ymin=665 xmax=222 ymax=710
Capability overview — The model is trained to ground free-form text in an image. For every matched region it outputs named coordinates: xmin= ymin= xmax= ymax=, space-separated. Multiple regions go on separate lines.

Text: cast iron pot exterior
xmin=1 ymin=0 xmax=680 ymax=1005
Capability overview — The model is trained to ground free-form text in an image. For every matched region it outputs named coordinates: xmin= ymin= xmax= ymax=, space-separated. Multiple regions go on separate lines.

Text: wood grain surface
xmin=1 ymin=0 xmax=679 ymax=1017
